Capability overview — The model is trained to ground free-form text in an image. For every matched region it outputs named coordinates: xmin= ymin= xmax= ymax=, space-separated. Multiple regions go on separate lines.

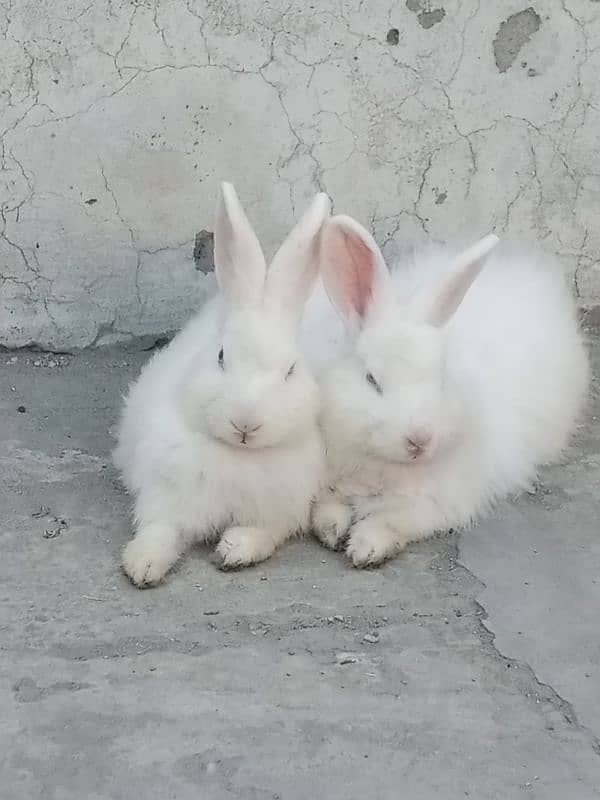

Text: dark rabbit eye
xmin=366 ymin=372 xmax=382 ymax=394
xmin=218 ymin=348 xmax=224 ymax=369
xmin=286 ymin=362 xmax=296 ymax=380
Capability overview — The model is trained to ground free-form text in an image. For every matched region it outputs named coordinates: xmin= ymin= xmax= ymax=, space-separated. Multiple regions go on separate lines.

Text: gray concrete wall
xmin=1 ymin=0 xmax=599 ymax=350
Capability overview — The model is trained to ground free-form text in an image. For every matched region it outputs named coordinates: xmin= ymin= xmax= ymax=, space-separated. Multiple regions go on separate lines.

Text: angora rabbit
xmin=115 ymin=184 xmax=330 ymax=586
xmin=302 ymin=215 xmax=588 ymax=567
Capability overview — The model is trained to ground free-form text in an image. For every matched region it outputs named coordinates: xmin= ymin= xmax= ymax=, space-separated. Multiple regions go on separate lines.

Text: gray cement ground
xmin=1 ymin=335 xmax=599 ymax=799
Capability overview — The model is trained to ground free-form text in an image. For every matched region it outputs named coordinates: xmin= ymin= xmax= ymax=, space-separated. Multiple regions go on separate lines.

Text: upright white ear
xmin=214 ymin=182 xmax=266 ymax=311
xmin=426 ymin=234 xmax=500 ymax=327
xmin=320 ymin=214 xmax=390 ymax=328
xmin=265 ymin=192 xmax=331 ymax=323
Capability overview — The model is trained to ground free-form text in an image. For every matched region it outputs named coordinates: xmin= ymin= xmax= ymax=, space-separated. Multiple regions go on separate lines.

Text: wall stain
xmin=493 ymin=8 xmax=541 ymax=73
xmin=406 ymin=0 xmax=446 ymax=29
xmin=193 ymin=229 xmax=215 ymax=273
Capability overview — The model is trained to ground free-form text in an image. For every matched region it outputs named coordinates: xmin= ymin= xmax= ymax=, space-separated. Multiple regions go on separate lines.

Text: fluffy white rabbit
xmin=114 ymin=183 xmax=330 ymax=586
xmin=302 ymin=215 xmax=589 ymax=567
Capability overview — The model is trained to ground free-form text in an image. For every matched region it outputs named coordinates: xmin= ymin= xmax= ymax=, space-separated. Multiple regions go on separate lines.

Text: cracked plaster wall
xmin=1 ymin=0 xmax=600 ymax=349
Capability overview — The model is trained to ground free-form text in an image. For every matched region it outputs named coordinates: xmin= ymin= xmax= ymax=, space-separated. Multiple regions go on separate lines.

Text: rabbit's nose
xmin=407 ymin=431 xmax=431 ymax=456
xmin=231 ymin=420 xmax=262 ymax=435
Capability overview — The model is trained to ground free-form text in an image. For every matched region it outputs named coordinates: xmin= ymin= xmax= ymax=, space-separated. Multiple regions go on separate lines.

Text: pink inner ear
xmin=342 ymin=231 xmax=375 ymax=318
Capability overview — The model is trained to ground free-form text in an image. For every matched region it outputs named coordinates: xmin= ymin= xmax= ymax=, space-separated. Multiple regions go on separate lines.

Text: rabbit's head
xmin=319 ymin=215 xmax=498 ymax=464
xmin=181 ymin=183 xmax=330 ymax=449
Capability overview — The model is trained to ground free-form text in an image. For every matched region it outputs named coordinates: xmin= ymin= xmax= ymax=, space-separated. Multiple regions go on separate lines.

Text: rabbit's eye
xmin=218 ymin=348 xmax=224 ymax=369
xmin=366 ymin=372 xmax=382 ymax=394
xmin=286 ymin=362 xmax=296 ymax=380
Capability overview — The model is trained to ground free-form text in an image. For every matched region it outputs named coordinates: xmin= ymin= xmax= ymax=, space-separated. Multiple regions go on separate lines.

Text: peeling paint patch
xmin=406 ymin=0 xmax=446 ymax=29
xmin=418 ymin=8 xmax=445 ymax=28
xmin=493 ymin=8 xmax=541 ymax=73
xmin=193 ymin=230 xmax=214 ymax=273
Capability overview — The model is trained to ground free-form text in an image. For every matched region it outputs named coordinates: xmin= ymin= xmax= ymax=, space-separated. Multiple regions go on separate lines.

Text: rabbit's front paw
xmin=345 ymin=519 xmax=400 ymax=568
xmin=312 ymin=501 xmax=352 ymax=550
xmin=216 ymin=526 xmax=276 ymax=570
xmin=122 ymin=527 xmax=179 ymax=588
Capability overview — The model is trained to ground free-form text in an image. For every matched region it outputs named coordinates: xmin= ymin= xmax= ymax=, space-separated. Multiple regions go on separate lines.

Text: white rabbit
xmin=302 ymin=215 xmax=589 ymax=567
xmin=114 ymin=183 xmax=330 ymax=586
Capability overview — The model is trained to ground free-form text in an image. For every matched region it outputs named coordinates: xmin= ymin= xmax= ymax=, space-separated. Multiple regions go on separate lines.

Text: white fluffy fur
xmin=114 ymin=184 xmax=330 ymax=586
xmin=302 ymin=216 xmax=589 ymax=567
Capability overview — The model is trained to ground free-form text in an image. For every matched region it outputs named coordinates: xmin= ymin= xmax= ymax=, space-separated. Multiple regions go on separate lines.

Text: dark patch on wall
xmin=387 ymin=28 xmax=400 ymax=45
xmin=193 ymin=229 xmax=214 ymax=273
xmin=406 ymin=0 xmax=446 ymax=29
xmin=418 ymin=7 xmax=445 ymax=27
xmin=435 ymin=190 xmax=447 ymax=205
xmin=582 ymin=305 xmax=600 ymax=329
xmin=84 ymin=198 xmax=97 ymax=205
xmin=493 ymin=8 xmax=541 ymax=73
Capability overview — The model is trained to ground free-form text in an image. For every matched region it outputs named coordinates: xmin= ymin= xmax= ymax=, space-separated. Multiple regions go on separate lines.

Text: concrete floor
xmin=1 ymin=335 xmax=599 ymax=799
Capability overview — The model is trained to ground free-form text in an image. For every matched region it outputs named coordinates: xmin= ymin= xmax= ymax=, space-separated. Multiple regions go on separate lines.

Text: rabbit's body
xmin=115 ymin=299 xmax=322 ymax=544
xmin=115 ymin=186 xmax=330 ymax=586
xmin=303 ymin=226 xmax=588 ymax=566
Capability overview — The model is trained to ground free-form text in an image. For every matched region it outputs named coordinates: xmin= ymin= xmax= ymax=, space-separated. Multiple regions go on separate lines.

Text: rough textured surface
xmin=2 ymin=0 xmax=600 ymax=348
xmin=1 ymin=335 xmax=599 ymax=797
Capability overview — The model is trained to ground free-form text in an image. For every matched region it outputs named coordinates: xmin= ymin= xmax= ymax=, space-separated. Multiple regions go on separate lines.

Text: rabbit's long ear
xmin=320 ymin=214 xmax=390 ymax=329
xmin=425 ymin=234 xmax=499 ymax=327
xmin=264 ymin=192 xmax=331 ymax=324
xmin=214 ymin=182 xmax=266 ymax=311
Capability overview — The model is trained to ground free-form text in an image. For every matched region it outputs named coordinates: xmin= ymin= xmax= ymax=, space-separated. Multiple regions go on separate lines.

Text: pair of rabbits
xmin=114 ymin=184 xmax=589 ymax=587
